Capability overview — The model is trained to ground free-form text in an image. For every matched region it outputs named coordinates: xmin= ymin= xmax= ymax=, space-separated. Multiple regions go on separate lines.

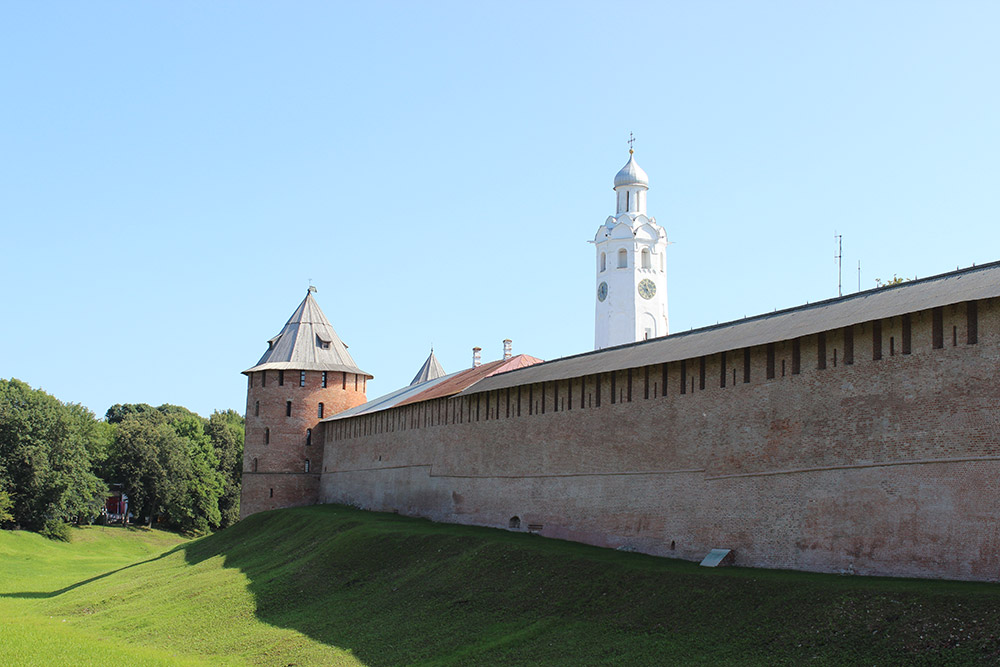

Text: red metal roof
xmin=395 ymin=354 xmax=543 ymax=406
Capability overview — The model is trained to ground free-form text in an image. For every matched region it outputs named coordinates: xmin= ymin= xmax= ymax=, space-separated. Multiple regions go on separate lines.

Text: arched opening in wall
xmin=306 ymin=428 xmax=312 ymax=446
xmin=269 ymin=488 xmax=274 ymax=498
xmin=618 ymin=248 xmax=628 ymax=268
xmin=264 ymin=428 xmax=270 ymax=445
xmin=304 ymin=459 xmax=311 ymax=473
xmin=641 ymin=248 xmax=651 ymax=269
xmin=509 ymin=516 xmax=521 ymax=530
xmin=600 ymin=252 xmax=606 ymax=272
xmin=670 ymin=540 xmax=676 ymax=551
xmin=252 ymin=457 xmax=258 ymax=473
xmin=318 ymin=402 xmax=324 ymax=419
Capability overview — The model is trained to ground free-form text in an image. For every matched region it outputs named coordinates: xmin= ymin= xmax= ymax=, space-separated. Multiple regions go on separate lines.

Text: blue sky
xmin=3 ymin=2 xmax=999 ymax=418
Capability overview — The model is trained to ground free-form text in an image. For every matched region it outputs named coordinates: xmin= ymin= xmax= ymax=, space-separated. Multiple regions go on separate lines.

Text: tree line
xmin=0 ymin=378 xmax=243 ymax=538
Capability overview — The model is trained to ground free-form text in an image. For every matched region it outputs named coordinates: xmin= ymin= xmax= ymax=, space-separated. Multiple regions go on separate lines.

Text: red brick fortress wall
xmin=320 ymin=299 xmax=1000 ymax=581
xmin=242 ymin=370 xmax=367 ymax=517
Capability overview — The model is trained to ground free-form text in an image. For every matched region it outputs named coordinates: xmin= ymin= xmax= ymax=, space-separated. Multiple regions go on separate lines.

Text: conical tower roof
xmin=243 ymin=290 xmax=371 ymax=377
xmin=409 ymin=349 xmax=446 ymax=385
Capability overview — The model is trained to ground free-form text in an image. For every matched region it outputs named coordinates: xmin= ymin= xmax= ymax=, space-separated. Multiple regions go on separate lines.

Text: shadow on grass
xmin=173 ymin=504 xmax=1000 ymax=667
xmin=8 ymin=505 xmax=1000 ymax=665
xmin=1 ymin=545 xmax=188 ymax=599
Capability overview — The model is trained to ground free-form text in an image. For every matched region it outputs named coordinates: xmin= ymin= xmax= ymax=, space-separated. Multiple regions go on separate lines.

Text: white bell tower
xmin=594 ymin=141 xmax=669 ymax=350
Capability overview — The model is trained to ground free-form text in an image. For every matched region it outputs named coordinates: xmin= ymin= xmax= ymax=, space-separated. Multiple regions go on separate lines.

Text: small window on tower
xmin=641 ymin=248 xmax=651 ymax=269
xmin=299 ymin=371 xmax=306 ymax=387
xmin=254 ymin=401 xmax=259 ymax=417
xmin=278 ymin=370 xmax=284 ymax=386
xmin=322 ymin=372 xmax=328 ymax=388
xmin=618 ymin=249 xmax=628 ymax=268
xmin=264 ymin=428 xmax=270 ymax=445
xmin=600 ymin=252 xmax=606 ymax=272
xmin=318 ymin=403 xmax=324 ymax=419
xmin=286 ymin=401 xmax=292 ymax=417
xmin=304 ymin=459 xmax=311 ymax=473
xmin=306 ymin=429 xmax=312 ymax=446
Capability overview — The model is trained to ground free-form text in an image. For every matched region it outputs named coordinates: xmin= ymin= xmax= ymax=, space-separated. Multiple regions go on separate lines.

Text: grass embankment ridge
xmin=2 ymin=505 xmax=1000 ymax=665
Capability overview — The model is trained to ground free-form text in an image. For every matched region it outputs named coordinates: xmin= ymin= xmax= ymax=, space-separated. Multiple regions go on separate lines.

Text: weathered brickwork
xmin=241 ymin=369 xmax=366 ymax=517
xmin=319 ymin=298 xmax=1000 ymax=581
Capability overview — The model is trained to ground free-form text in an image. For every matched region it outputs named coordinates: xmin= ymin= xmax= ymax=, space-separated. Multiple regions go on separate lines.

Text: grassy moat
xmin=1 ymin=505 xmax=999 ymax=665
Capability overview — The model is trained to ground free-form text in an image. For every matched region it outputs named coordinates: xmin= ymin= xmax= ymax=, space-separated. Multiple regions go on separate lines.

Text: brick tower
xmin=240 ymin=288 xmax=370 ymax=518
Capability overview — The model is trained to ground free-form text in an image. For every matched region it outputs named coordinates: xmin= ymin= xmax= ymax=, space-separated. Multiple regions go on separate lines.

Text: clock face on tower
xmin=597 ymin=282 xmax=608 ymax=302
xmin=638 ymin=279 xmax=656 ymax=300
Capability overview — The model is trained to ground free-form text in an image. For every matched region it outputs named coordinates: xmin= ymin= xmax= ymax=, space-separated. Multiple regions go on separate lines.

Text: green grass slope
xmin=3 ymin=505 xmax=1000 ymax=665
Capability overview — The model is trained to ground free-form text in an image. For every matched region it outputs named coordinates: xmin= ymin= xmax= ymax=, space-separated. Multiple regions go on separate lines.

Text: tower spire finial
xmin=628 ymin=131 xmax=635 ymax=155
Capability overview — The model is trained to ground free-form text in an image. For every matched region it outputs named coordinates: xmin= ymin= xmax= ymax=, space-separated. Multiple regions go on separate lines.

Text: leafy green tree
xmin=106 ymin=411 xmax=188 ymax=528
xmin=105 ymin=403 xmax=156 ymax=424
xmin=160 ymin=409 xmax=223 ymax=534
xmin=0 ymin=379 xmax=106 ymax=532
xmin=0 ymin=488 xmax=13 ymax=525
xmin=208 ymin=409 xmax=244 ymax=527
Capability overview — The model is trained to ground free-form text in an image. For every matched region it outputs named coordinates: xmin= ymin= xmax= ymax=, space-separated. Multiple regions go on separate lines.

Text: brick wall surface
xmin=319 ymin=298 xmax=1000 ymax=581
xmin=241 ymin=369 xmax=366 ymax=518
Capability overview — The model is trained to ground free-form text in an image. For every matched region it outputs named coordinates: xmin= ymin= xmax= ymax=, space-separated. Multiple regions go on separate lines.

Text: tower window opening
xmin=304 ymin=459 xmax=310 ymax=473
xmin=698 ymin=357 xmax=706 ymax=391
xmin=318 ymin=403 xmax=324 ymax=419
xmin=641 ymin=248 xmax=651 ymax=269
xmin=890 ymin=336 xmax=895 ymax=356
xmin=286 ymin=401 xmax=292 ymax=417
xmin=261 ymin=371 xmax=266 ymax=387
xmin=902 ymin=314 xmax=912 ymax=354
xmin=626 ymin=191 xmax=630 ymax=211
xmin=509 ymin=516 xmax=521 ymax=530
xmin=743 ymin=348 xmax=751 ymax=383
xmin=269 ymin=488 xmax=273 ymax=498
xmin=952 ymin=325 xmax=957 ymax=347
xmin=279 ymin=370 xmax=284 ymax=386
xmin=306 ymin=429 xmax=312 ymax=446
xmin=817 ymin=333 xmax=827 ymax=370
xmin=720 ymin=351 xmax=727 ymax=387
xmin=264 ymin=428 xmax=270 ymax=445
xmin=300 ymin=371 xmax=306 ymax=387
xmin=254 ymin=401 xmax=259 ymax=417
xmin=322 ymin=371 xmax=328 ymax=388
xmin=342 ymin=373 xmax=347 ymax=389
xmin=766 ymin=344 xmax=775 ymax=380
xmin=618 ymin=249 xmax=628 ymax=268
xmin=873 ymin=320 xmax=883 ymax=360
xmin=252 ymin=457 xmax=258 ymax=473
xmin=600 ymin=252 xmax=606 ymax=272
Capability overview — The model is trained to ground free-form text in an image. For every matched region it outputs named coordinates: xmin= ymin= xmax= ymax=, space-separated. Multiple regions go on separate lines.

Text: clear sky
xmin=3 ymin=2 xmax=999 ymax=418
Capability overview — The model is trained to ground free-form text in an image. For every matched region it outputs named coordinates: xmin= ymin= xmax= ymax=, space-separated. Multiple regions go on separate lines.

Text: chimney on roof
xmin=472 ymin=347 xmax=482 ymax=368
xmin=503 ymin=339 xmax=512 ymax=360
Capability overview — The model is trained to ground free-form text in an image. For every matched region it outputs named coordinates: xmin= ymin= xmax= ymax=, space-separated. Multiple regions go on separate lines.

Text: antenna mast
xmin=835 ymin=233 xmax=843 ymax=297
